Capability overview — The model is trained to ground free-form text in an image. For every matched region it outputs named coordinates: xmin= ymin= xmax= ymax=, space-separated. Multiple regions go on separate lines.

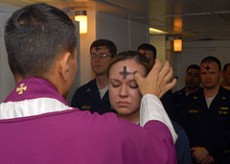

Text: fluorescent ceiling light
xmin=149 ymin=28 xmax=167 ymax=34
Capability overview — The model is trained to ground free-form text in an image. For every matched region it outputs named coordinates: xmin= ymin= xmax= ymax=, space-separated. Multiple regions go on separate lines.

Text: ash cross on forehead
xmin=204 ymin=64 xmax=211 ymax=71
xmin=119 ymin=66 xmax=133 ymax=79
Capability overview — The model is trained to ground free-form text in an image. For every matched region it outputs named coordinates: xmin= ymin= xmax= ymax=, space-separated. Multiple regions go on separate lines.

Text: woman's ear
xmin=60 ymin=52 xmax=71 ymax=82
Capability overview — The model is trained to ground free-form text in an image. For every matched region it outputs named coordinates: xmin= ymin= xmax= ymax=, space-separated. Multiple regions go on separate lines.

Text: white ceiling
xmin=1 ymin=0 xmax=230 ymax=42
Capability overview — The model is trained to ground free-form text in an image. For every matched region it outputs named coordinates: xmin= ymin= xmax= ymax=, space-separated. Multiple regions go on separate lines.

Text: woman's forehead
xmin=118 ymin=66 xmax=135 ymax=79
xmin=112 ymin=60 xmax=140 ymax=70
xmin=110 ymin=59 xmax=145 ymax=79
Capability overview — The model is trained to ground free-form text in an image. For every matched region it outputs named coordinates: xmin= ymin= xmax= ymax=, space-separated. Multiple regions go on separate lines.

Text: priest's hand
xmin=134 ymin=59 xmax=176 ymax=98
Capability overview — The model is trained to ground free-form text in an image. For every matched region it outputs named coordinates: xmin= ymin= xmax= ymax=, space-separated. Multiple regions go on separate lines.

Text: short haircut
xmin=4 ymin=3 xmax=77 ymax=78
xmin=223 ymin=63 xmax=230 ymax=72
xmin=186 ymin=64 xmax=200 ymax=72
xmin=137 ymin=43 xmax=157 ymax=60
xmin=108 ymin=51 xmax=151 ymax=77
xmin=90 ymin=39 xmax=117 ymax=57
xmin=200 ymin=56 xmax=222 ymax=70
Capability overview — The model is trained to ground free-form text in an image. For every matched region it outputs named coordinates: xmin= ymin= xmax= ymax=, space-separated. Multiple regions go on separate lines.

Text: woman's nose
xmin=119 ymin=85 xmax=128 ymax=97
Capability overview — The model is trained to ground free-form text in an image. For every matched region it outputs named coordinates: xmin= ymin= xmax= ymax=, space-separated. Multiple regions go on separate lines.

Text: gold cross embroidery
xmin=16 ymin=83 xmax=27 ymax=95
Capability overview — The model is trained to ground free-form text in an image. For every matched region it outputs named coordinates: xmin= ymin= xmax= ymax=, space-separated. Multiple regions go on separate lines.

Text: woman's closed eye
xmin=110 ymin=80 xmax=120 ymax=88
xmin=129 ymin=81 xmax=138 ymax=89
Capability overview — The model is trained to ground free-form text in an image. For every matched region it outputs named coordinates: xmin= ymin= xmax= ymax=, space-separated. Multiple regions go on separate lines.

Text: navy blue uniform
xmin=173 ymin=88 xmax=187 ymax=103
xmin=172 ymin=88 xmax=188 ymax=125
xmin=161 ymin=90 xmax=177 ymax=120
xmin=173 ymin=87 xmax=202 ymax=104
xmin=181 ymin=87 xmax=230 ymax=163
xmin=173 ymin=121 xmax=192 ymax=164
xmin=162 ymin=91 xmax=192 ymax=164
xmin=71 ymin=79 xmax=114 ymax=114
xmin=173 ymin=87 xmax=202 ymax=125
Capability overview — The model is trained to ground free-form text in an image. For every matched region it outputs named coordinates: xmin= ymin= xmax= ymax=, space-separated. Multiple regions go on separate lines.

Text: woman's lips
xmin=117 ymin=101 xmax=129 ymax=107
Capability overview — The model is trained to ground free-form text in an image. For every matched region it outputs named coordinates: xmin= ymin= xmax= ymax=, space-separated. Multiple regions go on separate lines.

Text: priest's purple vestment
xmin=0 ymin=78 xmax=176 ymax=163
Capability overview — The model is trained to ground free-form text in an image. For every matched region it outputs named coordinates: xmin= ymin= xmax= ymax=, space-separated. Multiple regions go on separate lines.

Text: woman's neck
xmin=118 ymin=111 xmax=140 ymax=125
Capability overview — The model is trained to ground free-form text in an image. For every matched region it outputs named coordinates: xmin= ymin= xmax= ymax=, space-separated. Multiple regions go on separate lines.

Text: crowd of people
xmin=0 ymin=2 xmax=230 ymax=164
xmin=70 ymin=38 xmax=230 ymax=163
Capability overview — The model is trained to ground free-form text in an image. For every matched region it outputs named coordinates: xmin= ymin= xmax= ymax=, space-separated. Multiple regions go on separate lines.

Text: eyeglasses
xmin=89 ymin=53 xmax=111 ymax=59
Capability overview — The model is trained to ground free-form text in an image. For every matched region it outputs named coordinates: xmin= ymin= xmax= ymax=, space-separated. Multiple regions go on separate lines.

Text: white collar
xmin=0 ymin=97 xmax=72 ymax=119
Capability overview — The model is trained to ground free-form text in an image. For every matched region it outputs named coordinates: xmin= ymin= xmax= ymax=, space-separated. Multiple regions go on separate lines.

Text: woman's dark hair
xmin=108 ymin=50 xmax=151 ymax=77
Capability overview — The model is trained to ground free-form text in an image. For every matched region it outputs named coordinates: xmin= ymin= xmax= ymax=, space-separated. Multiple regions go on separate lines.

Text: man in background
xmin=137 ymin=43 xmax=192 ymax=164
xmin=71 ymin=39 xmax=116 ymax=114
xmin=137 ymin=43 xmax=175 ymax=118
xmin=221 ymin=63 xmax=230 ymax=90
xmin=137 ymin=43 xmax=156 ymax=67
xmin=181 ymin=56 xmax=230 ymax=163
xmin=173 ymin=64 xmax=201 ymax=101
xmin=173 ymin=64 xmax=201 ymax=123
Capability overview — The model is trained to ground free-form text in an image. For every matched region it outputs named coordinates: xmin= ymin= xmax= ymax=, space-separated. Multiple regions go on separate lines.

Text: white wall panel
xmin=96 ymin=12 xmax=148 ymax=53
xmin=0 ymin=6 xmax=16 ymax=102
